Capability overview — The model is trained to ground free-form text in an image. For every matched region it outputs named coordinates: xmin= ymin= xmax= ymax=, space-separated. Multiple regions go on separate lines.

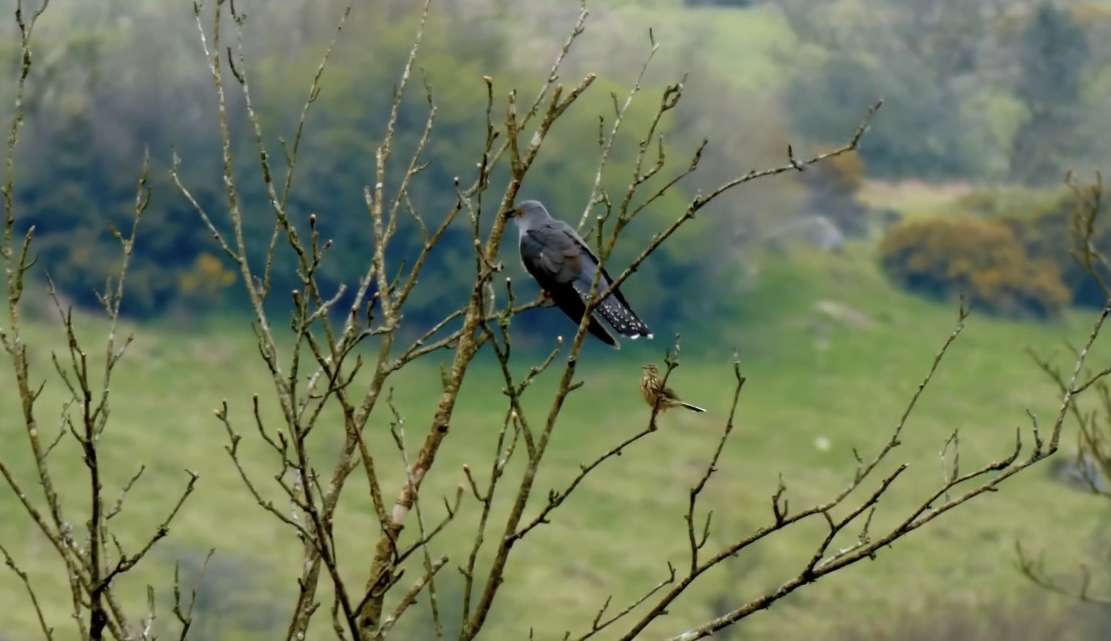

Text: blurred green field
xmin=2 ymin=241 xmax=1110 ymax=640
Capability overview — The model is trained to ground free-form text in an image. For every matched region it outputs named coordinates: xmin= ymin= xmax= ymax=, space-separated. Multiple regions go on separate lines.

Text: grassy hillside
xmin=2 ymin=242 xmax=1109 ymax=640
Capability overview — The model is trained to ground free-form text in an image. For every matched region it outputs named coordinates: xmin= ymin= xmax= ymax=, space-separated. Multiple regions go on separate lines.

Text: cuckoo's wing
xmin=550 ymin=221 xmax=652 ymax=340
xmin=520 ymin=224 xmax=618 ymax=347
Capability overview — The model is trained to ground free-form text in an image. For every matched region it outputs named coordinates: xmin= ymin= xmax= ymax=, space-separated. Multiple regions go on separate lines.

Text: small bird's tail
xmin=679 ymin=401 xmax=706 ymax=413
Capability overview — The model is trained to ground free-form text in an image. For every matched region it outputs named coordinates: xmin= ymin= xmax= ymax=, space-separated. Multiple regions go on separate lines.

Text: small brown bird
xmin=640 ymin=363 xmax=706 ymax=413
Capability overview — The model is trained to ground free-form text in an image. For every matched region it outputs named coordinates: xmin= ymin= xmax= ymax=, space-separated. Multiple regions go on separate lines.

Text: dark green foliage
xmin=1010 ymin=3 xmax=1091 ymax=183
xmin=16 ymin=0 xmax=1111 ymax=329
xmin=785 ymin=55 xmax=983 ymax=179
xmin=244 ymin=9 xmax=697 ymax=333
xmin=878 ymin=216 xmax=1070 ymax=317
xmin=780 ymin=0 xmax=1107 ymax=183
xmin=1016 ymin=5 xmax=1089 ymax=122
xmin=10 ymin=1 xmax=701 ymax=330
xmin=10 ymin=2 xmax=233 ymax=317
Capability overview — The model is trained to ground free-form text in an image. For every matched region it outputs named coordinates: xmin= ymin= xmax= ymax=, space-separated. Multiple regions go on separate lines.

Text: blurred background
xmin=1 ymin=0 xmax=1111 ymax=639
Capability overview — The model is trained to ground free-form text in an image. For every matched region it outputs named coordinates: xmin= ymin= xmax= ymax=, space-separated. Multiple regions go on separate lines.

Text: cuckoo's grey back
xmin=512 ymin=200 xmax=652 ymax=347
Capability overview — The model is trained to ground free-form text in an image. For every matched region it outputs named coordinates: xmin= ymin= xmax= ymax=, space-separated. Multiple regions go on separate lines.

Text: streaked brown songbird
xmin=640 ymin=363 xmax=706 ymax=413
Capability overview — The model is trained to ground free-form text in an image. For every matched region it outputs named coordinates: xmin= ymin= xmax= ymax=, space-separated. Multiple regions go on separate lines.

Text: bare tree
xmin=5 ymin=1 xmax=1111 ymax=640
xmin=1019 ymin=173 xmax=1111 ymax=608
xmin=0 ymin=2 xmax=205 ymax=640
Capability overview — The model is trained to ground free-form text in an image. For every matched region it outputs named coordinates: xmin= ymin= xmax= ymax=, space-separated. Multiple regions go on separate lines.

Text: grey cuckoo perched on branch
xmin=511 ymin=200 xmax=652 ymax=348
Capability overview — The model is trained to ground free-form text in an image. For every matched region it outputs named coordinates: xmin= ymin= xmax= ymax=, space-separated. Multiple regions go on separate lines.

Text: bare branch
xmin=0 ymin=543 xmax=54 ymax=641
xmin=173 ymin=549 xmax=214 ymax=641
xmin=570 ymin=562 xmax=676 ymax=641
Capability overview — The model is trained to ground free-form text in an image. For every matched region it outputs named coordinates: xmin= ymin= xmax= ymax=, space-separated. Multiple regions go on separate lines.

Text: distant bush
xmin=956 ymin=187 xmax=1111 ymax=309
xmin=177 ymin=252 xmax=237 ymax=307
xmin=1003 ymin=196 xmax=1111 ymax=308
xmin=879 ymin=216 xmax=1069 ymax=317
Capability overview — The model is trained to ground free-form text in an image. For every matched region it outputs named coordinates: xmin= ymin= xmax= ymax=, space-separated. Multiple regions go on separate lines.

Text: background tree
xmin=1010 ymin=3 xmax=1091 ymax=183
xmin=1019 ymin=175 xmax=1111 ymax=609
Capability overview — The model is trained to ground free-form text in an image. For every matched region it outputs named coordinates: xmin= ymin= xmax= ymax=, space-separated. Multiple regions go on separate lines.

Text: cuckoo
xmin=511 ymin=200 xmax=652 ymax=348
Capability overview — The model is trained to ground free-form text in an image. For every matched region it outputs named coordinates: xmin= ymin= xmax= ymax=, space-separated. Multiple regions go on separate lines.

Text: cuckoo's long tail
xmin=596 ymin=293 xmax=652 ymax=340
xmin=549 ymin=284 xmax=620 ymax=348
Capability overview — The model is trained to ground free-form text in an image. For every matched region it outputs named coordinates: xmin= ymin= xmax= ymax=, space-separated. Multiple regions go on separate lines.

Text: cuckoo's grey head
xmin=511 ymin=200 xmax=551 ymax=231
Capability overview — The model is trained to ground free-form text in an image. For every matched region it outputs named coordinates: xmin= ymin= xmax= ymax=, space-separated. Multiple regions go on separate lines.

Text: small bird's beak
xmin=510 ymin=207 xmax=521 ymax=218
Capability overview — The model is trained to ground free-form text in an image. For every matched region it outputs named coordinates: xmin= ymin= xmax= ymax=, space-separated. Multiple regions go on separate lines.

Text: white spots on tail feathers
xmin=599 ymin=300 xmax=650 ymax=338
xmin=571 ymin=281 xmax=651 ymax=339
